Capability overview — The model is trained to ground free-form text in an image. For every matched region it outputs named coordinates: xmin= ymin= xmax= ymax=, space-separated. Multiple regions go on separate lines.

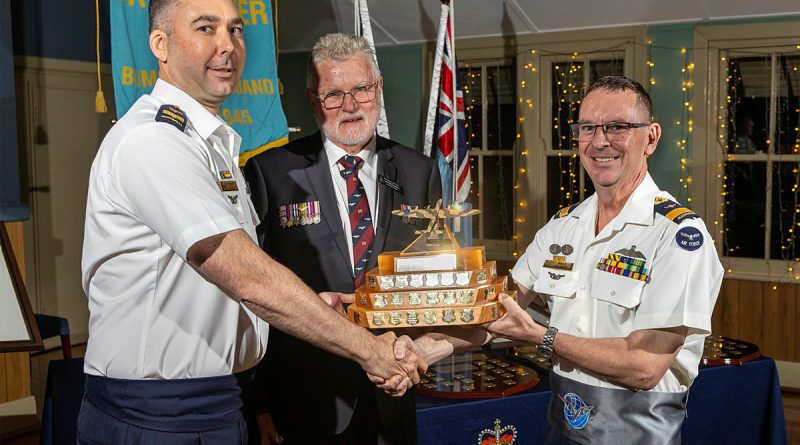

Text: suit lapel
xmin=303 ymin=139 xmax=353 ymax=280
xmin=372 ymin=138 xmax=396 ymax=268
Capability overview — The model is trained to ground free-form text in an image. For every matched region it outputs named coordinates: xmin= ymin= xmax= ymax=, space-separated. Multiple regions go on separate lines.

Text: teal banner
xmin=110 ymin=0 xmax=288 ymax=164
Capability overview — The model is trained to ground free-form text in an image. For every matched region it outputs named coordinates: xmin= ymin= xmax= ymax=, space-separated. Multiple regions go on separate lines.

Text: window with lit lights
xmin=460 ymin=62 xmax=516 ymax=264
xmin=719 ymin=49 xmax=800 ymax=271
xmin=545 ymin=53 xmax=625 ymax=216
xmin=694 ymin=24 xmax=800 ymax=282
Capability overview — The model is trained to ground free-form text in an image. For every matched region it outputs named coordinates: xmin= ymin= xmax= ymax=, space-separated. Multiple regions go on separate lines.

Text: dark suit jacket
xmin=243 ymin=132 xmax=441 ymax=441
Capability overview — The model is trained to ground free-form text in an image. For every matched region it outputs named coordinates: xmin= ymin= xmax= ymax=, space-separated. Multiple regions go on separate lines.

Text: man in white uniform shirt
xmin=78 ymin=2 xmax=421 ymax=444
xmin=486 ymin=76 xmax=723 ymax=444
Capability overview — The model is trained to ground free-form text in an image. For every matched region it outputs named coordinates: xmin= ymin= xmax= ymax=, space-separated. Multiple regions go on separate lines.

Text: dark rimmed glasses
xmin=314 ymin=80 xmax=379 ymax=110
xmin=569 ymin=122 xmax=650 ymax=141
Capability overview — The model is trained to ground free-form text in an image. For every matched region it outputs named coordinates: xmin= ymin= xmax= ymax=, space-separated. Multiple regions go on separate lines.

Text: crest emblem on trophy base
xmin=347 ymin=200 xmax=517 ymax=328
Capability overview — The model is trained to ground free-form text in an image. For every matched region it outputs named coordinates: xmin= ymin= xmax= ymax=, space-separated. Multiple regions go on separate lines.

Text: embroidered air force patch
xmin=676 ymin=226 xmax=704 ymax=251
xmin=155 ymin=104 xmax=187 ymax=131
xmin=558 ymin=392 xmax=594 ymax=429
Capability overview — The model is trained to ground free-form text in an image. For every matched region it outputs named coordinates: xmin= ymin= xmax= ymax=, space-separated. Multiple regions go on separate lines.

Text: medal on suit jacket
xmin=399 ymin=204 xmax=415 ymax=224
xmin=280 ymin=201 xmax=321 ymax=227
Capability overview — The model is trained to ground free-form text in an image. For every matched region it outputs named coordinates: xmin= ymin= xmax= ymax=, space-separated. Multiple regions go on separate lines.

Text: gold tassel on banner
xmin=94 ymin=0 xmax=107 ymax=113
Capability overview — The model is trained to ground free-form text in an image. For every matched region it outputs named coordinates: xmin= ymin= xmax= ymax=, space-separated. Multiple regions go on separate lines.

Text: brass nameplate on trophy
xmin=346 ymin=200 xmax=513 ymax=328
xmin=348 ymin=292 xmax=515 ymax=328
xmin=365 ymin=261 xmax=497 ymax=292
xmin=355 ymin=276 xmax=507 ymax=310
xmin=395 ymin=253 xmax=457 ymax=272
xmin=701 ymin=335 xmax=761 ymax=366
xmin=416 ymin=352 xmax=540 ymax=399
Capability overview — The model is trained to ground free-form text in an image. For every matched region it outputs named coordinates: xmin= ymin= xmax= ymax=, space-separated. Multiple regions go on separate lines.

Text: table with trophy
xmin=345 ymin=200 xmax=541 ymax=398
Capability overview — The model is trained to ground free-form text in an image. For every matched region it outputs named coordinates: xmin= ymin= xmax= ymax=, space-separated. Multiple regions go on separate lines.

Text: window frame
xmin=514 ymin=27 xmax=648 ymax=251
xmin=459 ymin=60 xmax=516 ymax=262
xmin=693 ymin=22 xmax=800 ymax=283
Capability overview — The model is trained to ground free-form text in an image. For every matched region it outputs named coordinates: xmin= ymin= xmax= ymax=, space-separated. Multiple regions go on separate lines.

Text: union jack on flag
xmin=424 ymin=2 xmax=470 ymax=206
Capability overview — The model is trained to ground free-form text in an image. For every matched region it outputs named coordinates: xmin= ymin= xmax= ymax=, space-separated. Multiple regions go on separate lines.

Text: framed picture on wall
xmin=0 ymin=223 xmax=42 ymax=352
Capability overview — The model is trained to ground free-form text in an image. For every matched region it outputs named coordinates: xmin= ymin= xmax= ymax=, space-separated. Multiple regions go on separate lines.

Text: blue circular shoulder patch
xmin=675 ymin=226 xmax=703 ymax=251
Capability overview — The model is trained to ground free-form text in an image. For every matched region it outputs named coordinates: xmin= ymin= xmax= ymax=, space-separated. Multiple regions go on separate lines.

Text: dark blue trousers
xmin=77 ymin=374 xmax=247 ymax=444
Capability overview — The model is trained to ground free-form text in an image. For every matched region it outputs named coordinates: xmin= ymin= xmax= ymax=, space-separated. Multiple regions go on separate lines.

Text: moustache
xmin=337 ymin=111 xmax=367 ymax=124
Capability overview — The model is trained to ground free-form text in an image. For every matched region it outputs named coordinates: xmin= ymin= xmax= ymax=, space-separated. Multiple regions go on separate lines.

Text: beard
xmin=319 ymin=106 xmax=380 ymax=149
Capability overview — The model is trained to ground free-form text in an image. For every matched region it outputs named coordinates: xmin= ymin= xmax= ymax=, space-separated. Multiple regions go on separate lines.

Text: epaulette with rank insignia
xmin=653 ymin=196 xmax=698 ymax=224
xmin=553 ymin=203 xmax=579 ymax=220
xmin=155 ymin=104 xmax=187 ymax=132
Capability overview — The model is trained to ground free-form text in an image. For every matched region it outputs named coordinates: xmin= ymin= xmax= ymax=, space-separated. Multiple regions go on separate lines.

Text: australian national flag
xmin=425 ymin=3 xmax=472 ymax=243
xmin=433 ymin=10 xmax=470 ymax=206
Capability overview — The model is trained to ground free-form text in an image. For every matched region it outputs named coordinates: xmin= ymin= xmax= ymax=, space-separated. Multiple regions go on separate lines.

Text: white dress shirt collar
xmin=322 ymin=132 xmax=378 ymax=169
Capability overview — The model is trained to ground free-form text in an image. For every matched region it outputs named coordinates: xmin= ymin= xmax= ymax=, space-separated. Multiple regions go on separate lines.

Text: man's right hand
xmin=256 ymin=413 xmax=283 ymax=444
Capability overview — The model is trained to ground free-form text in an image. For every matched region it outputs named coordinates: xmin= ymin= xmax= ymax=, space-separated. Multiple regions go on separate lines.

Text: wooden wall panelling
xmin=0 ymin=353 xmax=6 ymax=403
xmin=720 ymin=279 xmax=741 ymax=338
xmin=761 ymin=283 xmax=793 ymax=360
xmin=0 ymin=222 xmax=31 ymax=404
xmin=737 ymin=280 xmax=765 ymax=347
xmin=714 ymin=278 xmax=800 ymax=363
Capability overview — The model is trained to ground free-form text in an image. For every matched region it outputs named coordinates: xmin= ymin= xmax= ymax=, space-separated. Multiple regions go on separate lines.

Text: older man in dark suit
xmin=243 ymin=33 xmax=443 ymax=445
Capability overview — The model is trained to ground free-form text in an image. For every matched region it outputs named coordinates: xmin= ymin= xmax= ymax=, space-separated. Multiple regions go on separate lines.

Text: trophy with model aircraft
xmin=346 ymin=199 xmax=517 ymax=328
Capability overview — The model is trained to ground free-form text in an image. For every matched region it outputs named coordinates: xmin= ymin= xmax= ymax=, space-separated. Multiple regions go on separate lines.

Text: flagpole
xmin=423 ymin=3 xmax=449 ymax=157
xmin=357 ymin=0 xmax=390 ymax=138
xmin=449 ymin=0 xmax=458 ymax=204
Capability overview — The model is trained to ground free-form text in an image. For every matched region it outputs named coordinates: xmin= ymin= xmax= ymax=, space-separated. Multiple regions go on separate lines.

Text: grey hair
xmin=306 ymin=33 xmax=381 ymax=89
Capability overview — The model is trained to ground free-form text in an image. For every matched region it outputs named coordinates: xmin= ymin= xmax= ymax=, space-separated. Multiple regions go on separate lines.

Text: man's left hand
xmin=484 ymin=294 xmax=544 ymax=344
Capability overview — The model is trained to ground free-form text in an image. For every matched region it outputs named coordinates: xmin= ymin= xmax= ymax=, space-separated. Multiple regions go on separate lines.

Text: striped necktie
xmin=338 ymin=155 xmax=375 ymax=288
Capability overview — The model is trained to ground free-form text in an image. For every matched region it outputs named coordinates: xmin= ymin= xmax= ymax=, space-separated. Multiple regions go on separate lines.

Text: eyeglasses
xmin=314 ymin=81 xmax=379 ymax=110
xmin=569 ymin=122 xmax=650 ymax=141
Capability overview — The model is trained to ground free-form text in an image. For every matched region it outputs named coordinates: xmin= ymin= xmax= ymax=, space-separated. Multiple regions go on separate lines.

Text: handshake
xmin=319 ymin=292 xmax=456 ymax=397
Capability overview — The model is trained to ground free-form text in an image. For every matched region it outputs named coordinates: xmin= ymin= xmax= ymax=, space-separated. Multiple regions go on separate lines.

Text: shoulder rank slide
xmin=654 ymin=196 xmax=698 ymax=224
xmin=553 ymin=203 xmax=579 ymax=219
xmin=155 ymin=104 xmax=187 ymax=132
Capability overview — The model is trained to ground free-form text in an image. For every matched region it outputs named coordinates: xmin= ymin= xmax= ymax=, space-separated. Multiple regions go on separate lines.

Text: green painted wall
xmin=647 ymin=23 xmax=695 ymax=203
xmin=646 ymin=16 xmax=800 ymax=203
xmin=277 ymin=44 xmax=424 ymax=150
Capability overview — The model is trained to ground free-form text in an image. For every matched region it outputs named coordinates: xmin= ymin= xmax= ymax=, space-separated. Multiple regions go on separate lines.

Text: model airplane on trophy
xmin=346 ymin=199 xmax=517 ymax=328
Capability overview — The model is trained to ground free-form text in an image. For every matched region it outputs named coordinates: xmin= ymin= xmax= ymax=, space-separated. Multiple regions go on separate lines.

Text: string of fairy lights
xmin=719 ymin=48 xmax=800 ymax=282
xmin=510 ymin=41 xmax=798 ymax=280
xmin=461 ymin=63 xmax=515 ymax=257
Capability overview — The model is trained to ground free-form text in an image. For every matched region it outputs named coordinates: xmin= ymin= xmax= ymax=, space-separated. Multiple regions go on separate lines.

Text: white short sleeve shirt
xmin=512 ymin=174 xmax=723 ymax=392
xmin=82 ymin=80 xmax=269 ymax=379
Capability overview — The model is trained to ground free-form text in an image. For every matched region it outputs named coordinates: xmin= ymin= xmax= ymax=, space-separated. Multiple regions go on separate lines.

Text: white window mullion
xmin=764 ymin=53 xmax=778 ymax=260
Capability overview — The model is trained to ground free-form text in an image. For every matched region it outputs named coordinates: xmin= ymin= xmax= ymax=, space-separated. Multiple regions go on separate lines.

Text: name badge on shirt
xmin=279 ymin=201 xmax=321 ymax=227
xmin=219 ymin=180 xmax=239 ymax=192
xmin=379 ymin=175 xmax=403 ymax=194
xmin=543 ymin=259 xmax=573 ymax=271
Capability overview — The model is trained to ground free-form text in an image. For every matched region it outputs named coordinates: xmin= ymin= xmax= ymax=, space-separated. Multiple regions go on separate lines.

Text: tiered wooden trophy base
xmin=347 ymin=210 xmax=516 ymax=328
